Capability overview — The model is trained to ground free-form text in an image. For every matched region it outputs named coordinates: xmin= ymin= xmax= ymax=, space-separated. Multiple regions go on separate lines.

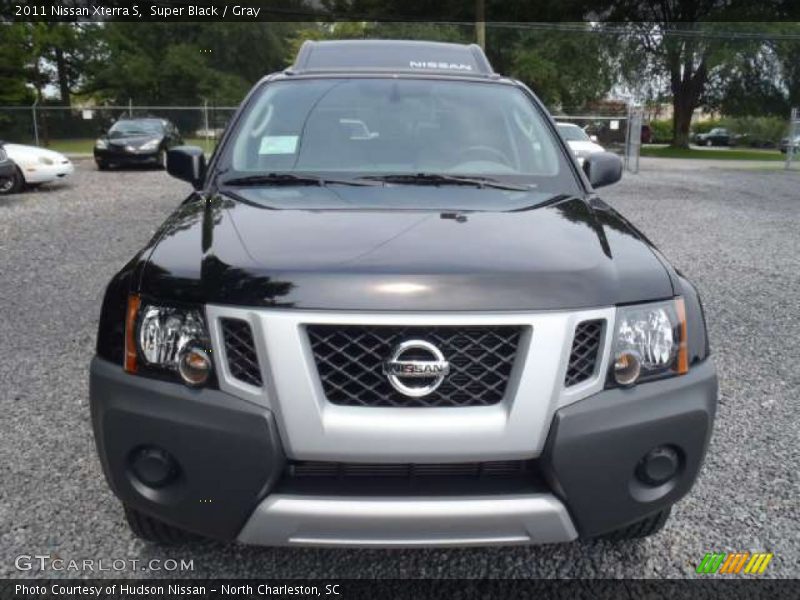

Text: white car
xmin=3 ymin=143 xmax=74 ymax=190
xmin=556 ymin=123 xmax=605 ymax=165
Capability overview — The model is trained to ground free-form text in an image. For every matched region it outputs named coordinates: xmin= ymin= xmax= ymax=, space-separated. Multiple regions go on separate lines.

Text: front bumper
xmin=238 ymin=494 xmax=577 ymax=547
xmin=20 ymin=161 xmax=74 ymax=184
xmin=90 ymin=356 xmax=717 ymax=546
xmin=94 ymin=148 xmax=160 ymax=164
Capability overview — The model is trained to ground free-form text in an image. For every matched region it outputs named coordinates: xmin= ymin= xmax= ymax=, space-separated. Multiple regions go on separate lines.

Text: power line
xmin=272 ymin=18 xmax=800 ymax=42
xmin=463 ymin=22 xmax=800 ymax=41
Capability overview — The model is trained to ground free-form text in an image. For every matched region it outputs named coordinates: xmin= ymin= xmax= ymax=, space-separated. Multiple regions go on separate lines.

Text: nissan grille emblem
xmin=383 ymin=340 xmax=450 ymax=397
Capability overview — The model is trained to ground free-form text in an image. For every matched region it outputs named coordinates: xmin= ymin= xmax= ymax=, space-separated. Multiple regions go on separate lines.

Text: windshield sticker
xmin=259 ymin=136 xmax=298 ymax=155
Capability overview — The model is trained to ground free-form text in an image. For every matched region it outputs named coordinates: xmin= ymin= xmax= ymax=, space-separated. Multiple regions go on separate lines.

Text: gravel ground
xmin=1 ymin=160 xmax=798 ymax=579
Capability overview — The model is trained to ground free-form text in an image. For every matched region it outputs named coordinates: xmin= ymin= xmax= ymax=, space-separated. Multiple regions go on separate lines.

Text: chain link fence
xmin=0 ymin=104 xmax=238 ymax=154
xmin=554 ymin=108 xmax=643 ymax=173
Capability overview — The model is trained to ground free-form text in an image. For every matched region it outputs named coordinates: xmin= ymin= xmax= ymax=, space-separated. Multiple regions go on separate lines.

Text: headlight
xmin=609 ymin=298 xmax=688 ymax=387
xmin=139 ymin=139 xmax=160 ymax=151
xmin=95 ymin=138 xmax=108 ymax=150
xmin=124 ymin=295 xmax=213 ymax=387
xmin=38 ymin=156 xmax=54 ymax=165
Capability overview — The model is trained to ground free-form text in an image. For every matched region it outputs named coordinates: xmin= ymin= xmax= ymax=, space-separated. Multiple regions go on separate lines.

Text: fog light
xmin=614 ymin=351 xmax=641 ymax=386
xmin=130 ymin=447 xmax=178 ymax=488
xmin=178 ymin=346 xmax=211 ymax=387
xmin=636 ymin=445 xmax=680 ymax=486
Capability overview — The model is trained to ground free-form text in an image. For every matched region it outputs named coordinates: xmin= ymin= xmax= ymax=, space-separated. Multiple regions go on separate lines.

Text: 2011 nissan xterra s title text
xmin=90 ymin=41 xmax=717 ymax=547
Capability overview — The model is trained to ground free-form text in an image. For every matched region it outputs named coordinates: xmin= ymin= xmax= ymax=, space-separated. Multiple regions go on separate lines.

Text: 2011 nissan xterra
xmin=90 ymin=40 xmax=717 ymax=547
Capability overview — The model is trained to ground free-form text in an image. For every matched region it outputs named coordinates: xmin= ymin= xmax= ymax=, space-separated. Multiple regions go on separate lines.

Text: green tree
xmin=84 ymin=24 xmax=251 ymax=105
xmin=0 ymin=24 xmax=34 ymax=105
xmin=599 ymin=0 xmax=799 ymax=147
xmin=83 ymin=23 xmax=312 ymax=106
xmin=508 ymin=26 xmax=616 ymax=110
xmin=704 ymin=47 xmax=789 ymax=117
xmin=771 ymin=23 xmax=800 ymax=113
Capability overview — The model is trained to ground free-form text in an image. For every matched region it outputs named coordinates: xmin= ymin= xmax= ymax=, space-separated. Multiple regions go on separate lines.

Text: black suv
xmin=91 ymin=41 xmax=717 ymax=548
xmin=94 ymin=117 xmax=183 ymax=170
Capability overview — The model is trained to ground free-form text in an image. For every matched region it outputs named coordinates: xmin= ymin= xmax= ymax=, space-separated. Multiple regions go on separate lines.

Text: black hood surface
xmin=140 ymin=186 xmax=674 ymax=311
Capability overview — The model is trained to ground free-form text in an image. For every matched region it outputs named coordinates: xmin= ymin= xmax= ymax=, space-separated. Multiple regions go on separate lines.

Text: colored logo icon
xmin=696 ymin=552 xmax=773 ymax=575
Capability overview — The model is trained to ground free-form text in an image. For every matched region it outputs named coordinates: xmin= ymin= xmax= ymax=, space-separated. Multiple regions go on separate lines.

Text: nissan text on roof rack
xmin=90 ymin=40 xmax=717 ymax=547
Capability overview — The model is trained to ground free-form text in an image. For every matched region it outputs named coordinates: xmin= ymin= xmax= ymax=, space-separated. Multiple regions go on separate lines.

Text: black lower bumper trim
xmin=541 ymin=360 xmax=718 ymax=538
xmin=89 ymin=357 xmax=285 ymax=541
xmin=94 ymin=150 xmax=160 ymax=164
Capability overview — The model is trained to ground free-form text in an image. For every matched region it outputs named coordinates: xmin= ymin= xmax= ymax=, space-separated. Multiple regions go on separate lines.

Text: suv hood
xmin=141 ymin=187 xmax=674 ymax=310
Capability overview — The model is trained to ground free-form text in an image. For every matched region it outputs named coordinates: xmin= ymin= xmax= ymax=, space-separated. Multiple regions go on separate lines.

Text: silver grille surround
xmin=206 ymin=306 xmax=616 ymax=462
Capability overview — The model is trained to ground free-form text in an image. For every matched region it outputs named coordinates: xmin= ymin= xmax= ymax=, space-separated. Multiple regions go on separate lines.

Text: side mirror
xmin=583 ymin=152 xmax=622 ymax=188
xmin=167 ymin=146 xmax=206 ymax=189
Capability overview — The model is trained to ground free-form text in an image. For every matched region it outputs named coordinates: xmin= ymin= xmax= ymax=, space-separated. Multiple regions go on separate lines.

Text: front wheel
xmin=705 ymin=139 xmax=712 ymax=147
xmin=96 ymin=160 xmax=109 ymax=171
xmin=123 ymin=505 xmax=197 ymax=545
xmin=600 ymin=508 xmax=671 ymax=541
xmin=0 ymin=167 xmax=24 ymax=195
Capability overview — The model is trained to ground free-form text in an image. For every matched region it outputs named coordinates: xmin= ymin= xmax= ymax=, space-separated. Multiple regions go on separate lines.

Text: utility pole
xmin=786 ymin=107 xmax=797 ymax=171
xmin=32 ymin=99 xmax=39 ymax=146
xmin=475 ymin=0 xmax=486 ymax=50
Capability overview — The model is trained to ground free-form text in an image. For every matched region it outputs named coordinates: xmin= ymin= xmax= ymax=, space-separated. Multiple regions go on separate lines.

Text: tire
xmin=96 ymin=160 xmax=108 ymax=171
xmin=123 ymin=505 xmax=197 ymax=545
xmin=600 ymin=508 xmax=672 ymax=541
xmin=0 ymin=167 xmax=24 ymax=195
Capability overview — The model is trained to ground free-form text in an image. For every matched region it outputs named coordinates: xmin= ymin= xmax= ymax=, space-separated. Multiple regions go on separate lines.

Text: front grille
xmin=565 ymin=319 xmax=604 ymax=386
xmin=220 ymin=318 xmax=262 ymax=387
xmin=306 ymin=325 xmax=523 ymax=407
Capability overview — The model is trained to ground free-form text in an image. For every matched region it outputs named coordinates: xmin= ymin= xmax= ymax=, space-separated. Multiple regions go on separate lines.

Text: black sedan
xmin=0 ymin=141 xmax=21 ymax=195
xmin=694 ymin=127 xmax=730 ymax=147
xmin=94 ymin=118 xmax=182 ymax=170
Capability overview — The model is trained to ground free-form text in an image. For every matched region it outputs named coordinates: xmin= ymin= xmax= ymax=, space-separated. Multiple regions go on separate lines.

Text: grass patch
xmin=42 ymin=137 xmax=217 ymax=155
xmin=641 ymin=146 xmax=785 ymax=161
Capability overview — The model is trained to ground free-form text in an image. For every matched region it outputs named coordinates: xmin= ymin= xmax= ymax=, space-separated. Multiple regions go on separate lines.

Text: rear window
xmin=557 ymin=124 xmax=590 ymax=142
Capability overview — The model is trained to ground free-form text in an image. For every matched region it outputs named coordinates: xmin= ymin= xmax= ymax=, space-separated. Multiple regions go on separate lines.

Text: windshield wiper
xmin=221 ymin=173 xmax=380 ymax=187
xmin=358 ymin=173 xmax=531 ymax=191
xmin=506 ymin=194 xmax=572 ymax=212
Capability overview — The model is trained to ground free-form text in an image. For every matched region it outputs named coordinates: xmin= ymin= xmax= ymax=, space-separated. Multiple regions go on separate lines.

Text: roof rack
xmin=289 ymin=40 xmax=496 ymax=78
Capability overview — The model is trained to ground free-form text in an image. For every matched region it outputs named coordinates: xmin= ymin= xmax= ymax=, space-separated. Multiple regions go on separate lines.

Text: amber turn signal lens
xmin=124 ymin=294 xmax=141 ymax=373
xmin=675 ymin=297 xmax=689 ymax=375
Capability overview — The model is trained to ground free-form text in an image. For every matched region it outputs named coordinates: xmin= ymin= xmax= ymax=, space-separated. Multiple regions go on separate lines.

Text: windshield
xmin=557 ymin=124 xmax=590 ymax=142
xmin=221 ymin=78 xmax=577 ymax=191
xmin=109 ymin=119 xmax=164 ymax=137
